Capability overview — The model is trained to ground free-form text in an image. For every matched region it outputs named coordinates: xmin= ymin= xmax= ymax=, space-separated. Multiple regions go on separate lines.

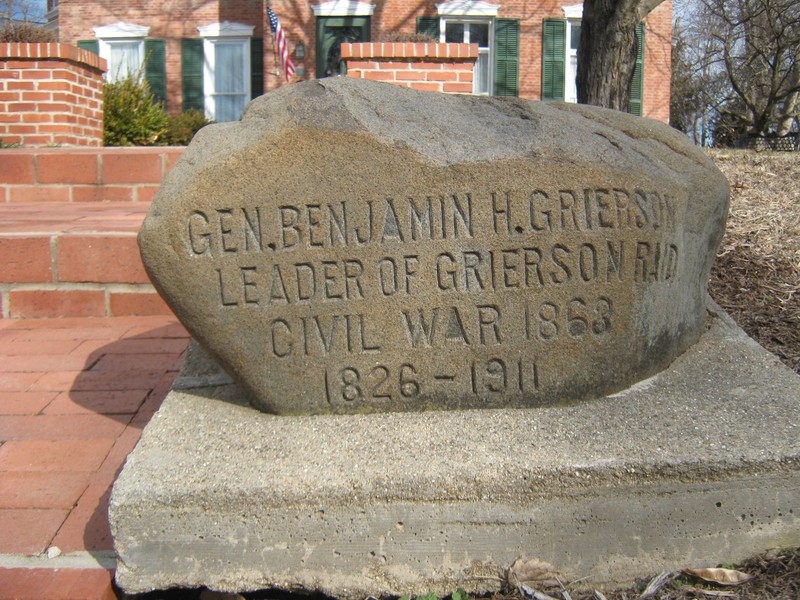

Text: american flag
xmin=268 ymin=5 xmax=295 ymax=79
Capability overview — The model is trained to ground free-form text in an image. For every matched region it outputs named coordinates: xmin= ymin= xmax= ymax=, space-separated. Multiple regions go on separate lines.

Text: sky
xmin=3 ymin=0 xmax=47 ymax=23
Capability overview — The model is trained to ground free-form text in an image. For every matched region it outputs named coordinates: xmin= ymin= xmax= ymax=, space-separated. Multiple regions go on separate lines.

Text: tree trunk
xmin=776 ymin=70 xmax=799 ymax=137
xmin=577 ymin=0 xmax=639 ymax=111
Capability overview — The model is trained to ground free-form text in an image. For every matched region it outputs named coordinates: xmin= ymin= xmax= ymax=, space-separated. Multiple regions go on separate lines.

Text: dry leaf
xmin=508 ymin=556 xmax=564 ymax=588
xmin=508 ymin=556 xmax=567 ymax=600
xmin=683 ymin=567 xmax=753 ymax=586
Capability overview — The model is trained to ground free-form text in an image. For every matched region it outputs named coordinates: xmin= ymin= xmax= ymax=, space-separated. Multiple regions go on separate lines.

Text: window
xmin=417 ymin=2 xmax=519 ymax=97
xmin=444 ymin=20 xmax=491 ymax=94
xmin=437 ymin=1 xmax=499 ymax=95
xmin=316 ymin=17 xmax=370 ymax=77
xmin=198 ymin=22 xmax=254 ymax=122
xmin=565 ymin=19 xmax=581 ymax=103
xmin=313 ymin=2 xmax=374 ymax=78
xmin=79 ymin=28 xmax=166 ymax=107
xmin=93 ymin=22 xmax=149 ymax=82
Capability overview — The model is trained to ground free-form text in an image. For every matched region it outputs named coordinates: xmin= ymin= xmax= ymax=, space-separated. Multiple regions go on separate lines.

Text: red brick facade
xmin=641 ymin=2 xmax=672 ymax=123
xmin=56 ymin=0 xmax=263 ymax=114
xmin=55 ymin=0 xmax=671 ymax=122
xmin=0 ymin=43 xmax=105 ymax=147
xmin=342 ymin=42 xmax=478 ymax=94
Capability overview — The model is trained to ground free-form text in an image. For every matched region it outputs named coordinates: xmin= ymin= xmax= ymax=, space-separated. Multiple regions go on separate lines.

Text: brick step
xmin=0 ymin=147 xmax=184 ymax=203
xmin=0 ymin=202 xmax=171 ymax=319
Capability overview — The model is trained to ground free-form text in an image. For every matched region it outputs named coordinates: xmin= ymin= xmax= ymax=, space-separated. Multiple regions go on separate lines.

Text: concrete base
xmin=110 ymin=303 xmax=800 ymax=597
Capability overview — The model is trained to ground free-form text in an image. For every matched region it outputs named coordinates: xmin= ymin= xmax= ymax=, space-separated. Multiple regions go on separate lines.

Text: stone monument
xmin=139 ymin=77 xmax=729 ymax=415
xmin=112 ymin=78 xmax=800 ymax=597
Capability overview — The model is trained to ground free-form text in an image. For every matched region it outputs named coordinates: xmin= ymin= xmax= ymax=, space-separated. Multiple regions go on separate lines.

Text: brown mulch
xmin=493 ymin=547 xmax=800 ymax=599
xmin=589 ymin=150 xmax=800 ymax=599
xmin=707 ymin=150 xmax=800 ymax=373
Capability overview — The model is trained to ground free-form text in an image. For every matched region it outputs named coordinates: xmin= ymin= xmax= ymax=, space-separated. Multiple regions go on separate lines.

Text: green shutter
xmin=542 ymin=19 xmax=566 ymax=101
xmin=416 ymin=16 xmax=440 ymax=39
xmin=628 ymin=23 xmax=645 ymax=116
xmin=494 ymin=19 xmax=519 ymax=97
xmin=182 ymin=38 xmax=204 ymax=113
xmin=77 ymin=40 xmax=99 ymax=55
xmin=251 ymin=37 xmax=264 ymax=99
xmin=144 ymin=39 xmax=167 ymax=107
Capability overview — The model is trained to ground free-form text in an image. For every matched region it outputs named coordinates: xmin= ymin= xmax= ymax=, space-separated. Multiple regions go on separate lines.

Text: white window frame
xmin=436 ymin=2 xmax=499 ymax=96
xmin=563 ymin=4 xmax=583 ymax=104
xmin=440 ymin=18 xmax=493 ymax=95
xmin=93 ymin=22 xmax=149 ymax=82
xmin=198 ymin=22 xmax=254 ymax=122
xmin=436 ymin=1 xmax=499 ymax=17
xmin=312 ymin=1 xmax=375 ymax=16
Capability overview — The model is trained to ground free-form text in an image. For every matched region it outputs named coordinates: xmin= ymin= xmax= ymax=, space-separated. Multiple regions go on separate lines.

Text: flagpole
xmin=266 ymin=1 xmax=280 ymax=80
xmin=267 ymin=1 xmax=295 ymax=82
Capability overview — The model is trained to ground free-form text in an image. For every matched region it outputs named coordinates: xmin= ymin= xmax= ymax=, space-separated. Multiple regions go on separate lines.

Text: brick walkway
xmin=0 ymin=315 xmax=190 ymax=599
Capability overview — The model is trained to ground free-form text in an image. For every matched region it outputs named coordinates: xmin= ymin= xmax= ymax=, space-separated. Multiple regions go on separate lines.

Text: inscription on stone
xmin=139 ymin=78 xmax=729 ymax=414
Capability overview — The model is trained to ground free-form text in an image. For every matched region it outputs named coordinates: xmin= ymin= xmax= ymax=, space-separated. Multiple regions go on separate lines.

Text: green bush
xmin=103 ymin=75 xmax=168 ymax=146
xmin=163 ymin=109 xmax=213 ymax=146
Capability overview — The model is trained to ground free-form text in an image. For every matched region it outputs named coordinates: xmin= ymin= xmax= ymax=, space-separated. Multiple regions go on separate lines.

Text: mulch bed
xmin=707 ymin=150 xmax=800 ymax=373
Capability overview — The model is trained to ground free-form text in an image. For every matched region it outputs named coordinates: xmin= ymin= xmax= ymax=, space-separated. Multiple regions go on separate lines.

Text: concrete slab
xmin=109 ymin=302 xmax=800 ymax=597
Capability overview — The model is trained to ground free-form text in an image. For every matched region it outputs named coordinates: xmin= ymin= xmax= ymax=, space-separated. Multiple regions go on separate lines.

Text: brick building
xmin=49 ymin=0 xmax=671 ymax=123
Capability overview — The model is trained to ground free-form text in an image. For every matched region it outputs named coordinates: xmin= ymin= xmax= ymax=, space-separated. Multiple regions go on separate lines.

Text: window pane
xmin=215 ymin=95 xmax=247 ymax=123
xmin=475 ymin=51 xmax=490 ymax=94
xmin=445 ymin=23 xmax=465 ymax=43
xmin=215 ymin=43 xmax=245 ymax=93
xmin=469 ymin=23 xmax=489 ymax=48
xmin=109 ymin=42 xmax=140 ymax=81
xmin=570 ymin=23 xmax=581 ymax=50
xmin=566 ymin=55 xmax=578 ymax=102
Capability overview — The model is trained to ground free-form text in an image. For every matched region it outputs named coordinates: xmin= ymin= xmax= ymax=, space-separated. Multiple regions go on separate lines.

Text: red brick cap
xmin=0 ymin=43 xmax=107 ymax=73
xmin=341 ymin=42 xmax=479 ymax=60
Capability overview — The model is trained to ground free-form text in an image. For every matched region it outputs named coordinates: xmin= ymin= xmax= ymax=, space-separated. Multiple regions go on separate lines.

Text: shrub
xmin=0 ymin=22 xmax=57 ymax=43
xmin=103 ymin=75 xmax=168 ymax=146
xmin=376 ymin=32 xmax=437 ymax=43
xmin=163 ymin=109 xmax=213 ymax=146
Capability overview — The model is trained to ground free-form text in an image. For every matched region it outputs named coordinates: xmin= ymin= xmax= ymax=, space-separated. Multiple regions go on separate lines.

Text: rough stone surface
xmin=110 ymin=303 xmax=800 ymax=596
xmin=139 ymin=78 xmax=730 ymax=415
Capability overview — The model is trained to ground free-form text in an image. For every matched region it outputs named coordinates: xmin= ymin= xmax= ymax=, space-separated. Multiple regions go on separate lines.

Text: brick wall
xmin=642 ymin=0 xmax=673 ymax=123
xmin=342 ymin=43 xmax=478 ymax=94
xmin=0 ymin=147 xmax=184 ymax=203
xmin=0 ymin=43 xmax=106 ymax=147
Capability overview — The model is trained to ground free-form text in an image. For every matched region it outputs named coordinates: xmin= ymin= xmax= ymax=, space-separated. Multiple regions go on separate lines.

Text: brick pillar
xmin=341 ymin=42 xmax=478 ymax=94
xmin=0 ymin=43 xmax=107 ymax=147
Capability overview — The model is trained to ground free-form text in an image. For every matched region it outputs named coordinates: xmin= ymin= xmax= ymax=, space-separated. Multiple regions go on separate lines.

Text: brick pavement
xmin=0 ymin=315 xmax=190 ymax=599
